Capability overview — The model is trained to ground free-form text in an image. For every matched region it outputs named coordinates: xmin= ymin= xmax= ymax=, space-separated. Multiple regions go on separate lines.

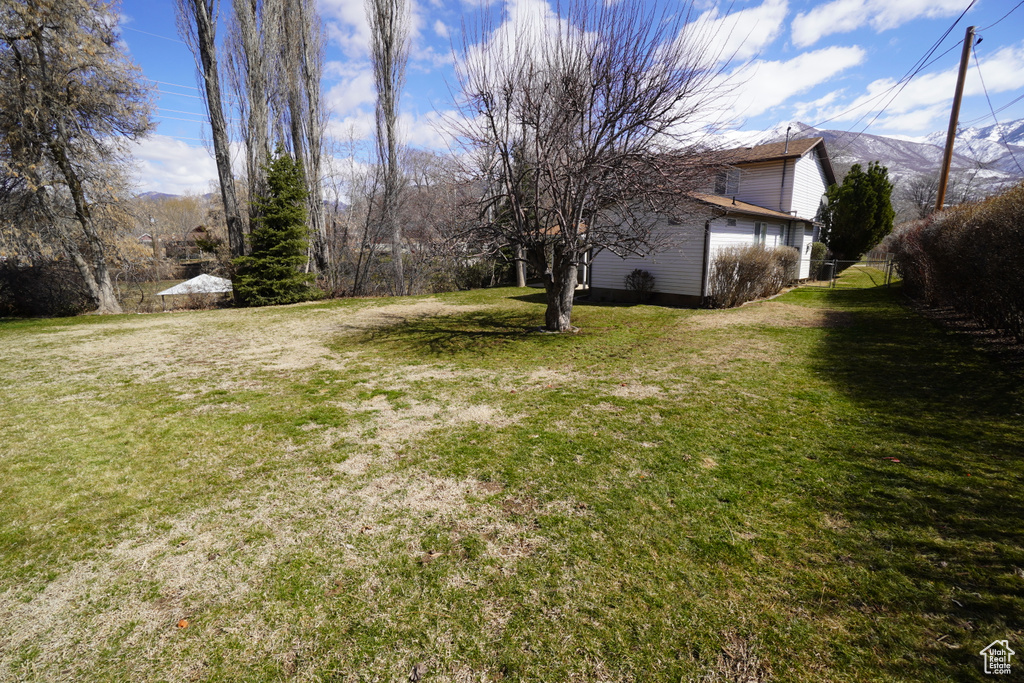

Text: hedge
xmin=887 ymin=181 xmax=1024 ymax=341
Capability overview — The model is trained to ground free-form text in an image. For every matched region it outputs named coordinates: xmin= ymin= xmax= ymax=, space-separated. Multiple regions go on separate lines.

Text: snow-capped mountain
xmin=725 ymin=119 xmax=1024 ymax=191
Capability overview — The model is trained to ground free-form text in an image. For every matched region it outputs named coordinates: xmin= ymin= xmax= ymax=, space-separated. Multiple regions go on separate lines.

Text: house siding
xmin=593 ymin=140 xmax=832 ymax=302
xmin=734 ymin=161 xmax=791 ymax=213
xmin=593 ymin=214 xmax=816 ymax=303
xmin=791 ymin=151 xmax=829 ymax=220
xmin=590 ymin=219 xmax=705 ymax=299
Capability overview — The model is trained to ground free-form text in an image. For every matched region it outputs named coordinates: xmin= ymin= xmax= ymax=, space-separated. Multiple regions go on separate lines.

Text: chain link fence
xmin=805 ymin=258 xmax=897 ymax=289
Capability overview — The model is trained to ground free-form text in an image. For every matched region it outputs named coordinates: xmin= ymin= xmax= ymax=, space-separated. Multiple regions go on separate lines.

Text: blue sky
xmin=116 ymin=0 xmax=1024 ymax=194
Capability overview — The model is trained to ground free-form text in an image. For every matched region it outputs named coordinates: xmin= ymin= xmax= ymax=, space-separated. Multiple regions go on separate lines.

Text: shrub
xmin=809 ymin=241 xmax=829 ymax=280
xmin=624 ymin=268 xmax=655 ymax=303
xmin=708 ymin=245 xmax=799 ymax=308
xmin=0 ymin=260 xmax=92 ymax=317
xmin=888 ymin=181 xmax=1024 ymax=341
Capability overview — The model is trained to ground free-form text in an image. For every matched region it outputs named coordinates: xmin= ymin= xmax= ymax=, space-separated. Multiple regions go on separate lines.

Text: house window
xmin=780 ymin=224 xmax=790 ymax=246
xmin=754 ymin=222 xmax=767 ymax=244
xmin=714 ymin=168 xmax=740 ymax=196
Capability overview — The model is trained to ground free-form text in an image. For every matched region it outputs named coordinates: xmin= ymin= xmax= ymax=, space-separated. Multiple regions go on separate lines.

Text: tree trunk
xmin=515 ymin=243 xmax=526 ymax=287
xmin=231 ymin=0 xmax=271 ymax=217
xmin=66 ymin=242 xmax=121 ymax=314
xmin=542 ymin=251 xmax=577 ymax=332
xmin=183 ymin=0 xmax=246 ymax=259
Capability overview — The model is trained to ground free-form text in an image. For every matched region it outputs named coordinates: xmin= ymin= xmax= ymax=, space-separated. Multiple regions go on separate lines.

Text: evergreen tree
xmin=821 ymin=161 xmax=895 ymax=261
xmin=233 ymin=149 xmax=320 ymax=306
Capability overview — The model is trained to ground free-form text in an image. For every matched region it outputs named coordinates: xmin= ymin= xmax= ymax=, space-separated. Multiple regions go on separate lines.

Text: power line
xmin=971 ymin=44 xmax=1024 ymax=174
xmin=155 ymin=88 xmax=205 ymax=101
xmin=158 ymin=115 xmax=213 ymax=125
xmin=808 ymin=42 xmax=962 ymax=132
xmin=153 ymin=108 xmax=241 ymax=124
xmin=157 ymin=107 xmax=208 ymax=118
xmin=827 ymin=0 xmax=977 ymax=159
xmin=123 ymin=26 xmax=186 ymax=45
xmin=148 ymin=79 xmax=201 ymax=92
xmin=979 ymin=0 xmax=1024 ymax=30
xmin=960 ymin=91 xmax=1024 ymax=126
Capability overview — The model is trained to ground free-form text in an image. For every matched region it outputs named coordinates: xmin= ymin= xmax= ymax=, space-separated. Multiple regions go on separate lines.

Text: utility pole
xmin=935 ymin=25 xmax=975 ymax=214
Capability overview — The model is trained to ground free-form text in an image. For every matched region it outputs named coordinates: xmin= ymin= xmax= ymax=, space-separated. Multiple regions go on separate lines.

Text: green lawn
xmin=0 ymin=271 xmax=1020 ymax=681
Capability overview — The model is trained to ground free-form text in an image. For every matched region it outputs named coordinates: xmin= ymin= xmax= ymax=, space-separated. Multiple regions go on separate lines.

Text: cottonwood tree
xmin=0 ymin=0 xmax=151 ymax=314
xmin=219 ymin=0 xmax=330 ymax=272
xmin=175 ymin=0 xmax=246 ymax=259
xmin=279 ymin=0 xmax=329 ymax=274
xmin=454 ymin=0 xmax=732 ymax=332
xmin=367 ymin=0 xmax=410 ymax=295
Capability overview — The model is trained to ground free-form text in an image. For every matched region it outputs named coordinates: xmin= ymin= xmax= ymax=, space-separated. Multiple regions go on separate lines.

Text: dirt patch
xmin=326 ymin=396 xmax=521 ymax=475
xmin=689 ymin=338 xmax=787 ymax=367
xmin=699 ymin=633 xmax=772 ymax=682
xmin=609 ymin=382 xmax=662 ymax=399
xmin=687 ymin=302 xmax=855 ymax=330
xmin=0 ymin=299 xmax=486 ymax=388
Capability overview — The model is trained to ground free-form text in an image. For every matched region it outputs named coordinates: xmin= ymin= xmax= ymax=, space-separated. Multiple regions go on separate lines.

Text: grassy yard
xmin=0 ymin=271 xmax=1021 ymax=681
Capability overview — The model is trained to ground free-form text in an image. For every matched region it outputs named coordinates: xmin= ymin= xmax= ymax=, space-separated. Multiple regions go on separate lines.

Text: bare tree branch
xmin=452 ymin=0 xmax=734 ymax=331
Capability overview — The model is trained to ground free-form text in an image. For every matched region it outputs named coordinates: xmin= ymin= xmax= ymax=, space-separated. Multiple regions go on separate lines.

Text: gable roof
xmin=693 ymin=193 xmax=805 ymax=222
xmin=719 ymin=137 xmax=837 ymax=186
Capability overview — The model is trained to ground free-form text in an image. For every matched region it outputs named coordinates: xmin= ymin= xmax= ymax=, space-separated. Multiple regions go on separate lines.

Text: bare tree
xmin=175 ymin=0 xmax=246 ymax=260
xmin=454 ymin=0 xmax=733 ymax=331
xmin=897 ymin=169 xmax=982 ymax=221
xmin=279 ymin=0 xmax=329 ymax=273
xmin=367 ymin=0 xmax=410 ymax=295
xmin=1 ymin=0 xmax=152 ymax=314
xmin=226 ymin=0 xmax=273 ymax=220
xmin=222 ymin=0 xmax=329 ymax=274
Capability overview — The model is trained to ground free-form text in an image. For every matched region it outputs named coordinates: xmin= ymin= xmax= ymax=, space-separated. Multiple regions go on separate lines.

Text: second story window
xmin=714 ymin=168 xmax=740 ymax=196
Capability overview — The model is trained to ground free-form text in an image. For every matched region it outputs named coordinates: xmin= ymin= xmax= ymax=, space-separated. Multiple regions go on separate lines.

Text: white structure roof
xmin=156 ymin=274 xmax=233 ymax=296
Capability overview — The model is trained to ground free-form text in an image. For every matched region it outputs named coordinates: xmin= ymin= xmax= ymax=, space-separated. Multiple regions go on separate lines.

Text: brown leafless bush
xmin=708 ymin=245 xmax=799 ymax=308
xmin=888 ymin=181 xmax=1024 ymax=341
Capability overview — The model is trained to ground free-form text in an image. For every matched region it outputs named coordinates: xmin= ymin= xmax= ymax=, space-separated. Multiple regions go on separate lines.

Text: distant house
xmin=590 ymin=137 xmax=836 ymax=306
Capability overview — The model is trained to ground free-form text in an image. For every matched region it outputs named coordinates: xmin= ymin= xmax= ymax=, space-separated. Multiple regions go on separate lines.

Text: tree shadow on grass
xmin=509 ymin=290 xmax=648 ymax=309
xmin=808 ymin=285 xmax=1024 ymax=680
xmin=347 ymin=308 xmax=577 ymax=359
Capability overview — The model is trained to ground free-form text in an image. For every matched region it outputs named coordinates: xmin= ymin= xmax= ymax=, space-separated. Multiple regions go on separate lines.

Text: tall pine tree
xmin=233 ymin=149 xmax=321 ymax=306
xmin=821 ymin=161 xmax=895 ymax=261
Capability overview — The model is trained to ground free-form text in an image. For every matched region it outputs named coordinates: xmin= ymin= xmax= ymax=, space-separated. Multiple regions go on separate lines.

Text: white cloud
xmin=411 ymin=44 xmax=455 ymax=69
xmin=433 ymin=19 xmax=449 ymax=38
xmin=725 ymin=45 xmax=867 ymax=120
xmin=324 ymin=62 xmax=377 ymax=115
xmin=792 ymin=0 xmax=967 ymax=48
xmin=870 ymin=104 xmax=949 ymax=133
xmin=129 ymin=135 xmax=221 ymax=195
xmin=801 ymin=43 xmax=1024 ymax=132
xmin=320 ymin=0 xmax=372 ymax=57
xmin=401 ymin=109 xmax=461 ymax=149
xmin=684 ymin=0 xmax=789 ymax=62
xmin=326 ymin=111 xmax=375 ymax=143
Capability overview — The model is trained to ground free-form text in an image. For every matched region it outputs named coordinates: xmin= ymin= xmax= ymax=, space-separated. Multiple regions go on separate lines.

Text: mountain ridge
xmin=729 ymin=119 xmax=1024 ymax=191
